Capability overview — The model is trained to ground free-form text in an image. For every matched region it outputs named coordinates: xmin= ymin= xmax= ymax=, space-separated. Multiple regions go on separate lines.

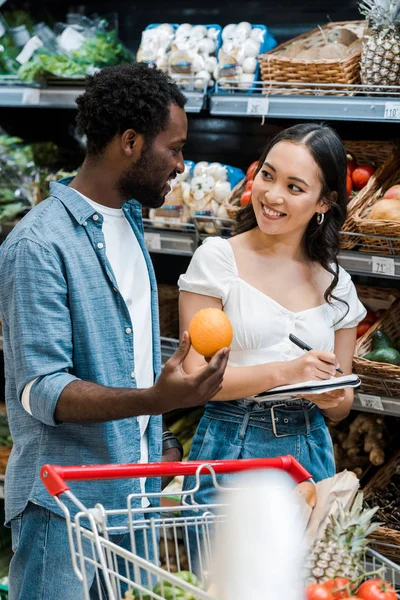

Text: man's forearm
xmin=54 ymin=379 xmax=158 ymax=423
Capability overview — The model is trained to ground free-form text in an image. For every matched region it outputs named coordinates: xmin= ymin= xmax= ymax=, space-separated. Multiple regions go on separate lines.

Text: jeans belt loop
xmin=270 ymin=404 xmax=290 ymax=438
xmin=239 ymin=411 xmax=251 ymax=440
xmin=303 ymin=402 xmax=311 ymax=434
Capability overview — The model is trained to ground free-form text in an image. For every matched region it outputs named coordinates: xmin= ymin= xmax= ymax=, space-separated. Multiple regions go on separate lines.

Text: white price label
xmin=372 ymin=256 xmax=395 ymax=277
xmin=384 ymin=102 xmax=400 ymax=120
xmin=246 ymin=97 xmax=270 ymax=116
xmin=21 ymin=88 xmax=41 ymax=105
xmin=16 ymin=35 xmax=43 ymax=65
xmin=358 ymin=393 xmax=384 ymax=411
xmin=144 ymin=232 xmax=161 ymax=251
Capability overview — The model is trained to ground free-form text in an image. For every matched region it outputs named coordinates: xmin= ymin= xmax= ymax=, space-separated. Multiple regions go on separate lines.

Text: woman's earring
xmin=317 ymin=213 xmax=325 ymax=225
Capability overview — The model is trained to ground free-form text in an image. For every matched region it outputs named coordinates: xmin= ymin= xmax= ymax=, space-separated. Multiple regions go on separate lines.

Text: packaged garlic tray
xmin=168 ymin=23 xmax=222 ymax=91
xmin=217 ymin=22 xmax=277 ymax=92
xmin=149 ymin=160 xmax=244 ymax=228
xmin=136 ymin=23 xmax=177 ymax=72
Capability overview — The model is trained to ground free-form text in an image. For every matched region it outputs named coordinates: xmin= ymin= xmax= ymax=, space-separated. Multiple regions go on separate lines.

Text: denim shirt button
xmin=125 ymin=327 xmax=132 ymax=334
xmin=130 ymin=371 xmax=135 ymax=379
xmin=97 ymin=242 xmax=104 ymax=249
xmin=82 ymin=221 xmax=87 ymax=227
xmin=93 ymin=214 xmax=99 ymax=221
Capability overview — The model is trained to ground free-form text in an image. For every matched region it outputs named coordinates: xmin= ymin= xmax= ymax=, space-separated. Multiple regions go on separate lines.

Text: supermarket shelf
xmin=338 ymin=250 xmax=400 ymax=278
xmin=0 ymin=86 xmax=206 ymax=113
xmin=161 ymin=336 xmax=179 ymax=366
xmin=210 ymin=93 xmax=400 ymax=122
xmin=353 ymin=392 xmax=400 ymax=417
xmin=210 ymin=82 xmax=400 ymax=122
xmin=143 ymin=219 xmax=197 ymax=256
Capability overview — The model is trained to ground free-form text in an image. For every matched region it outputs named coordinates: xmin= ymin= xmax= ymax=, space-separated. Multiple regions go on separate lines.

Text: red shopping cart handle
xmin=41 ymin=455 xmax=312 ymax=497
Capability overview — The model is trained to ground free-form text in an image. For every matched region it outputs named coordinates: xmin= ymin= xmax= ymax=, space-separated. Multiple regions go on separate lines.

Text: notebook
xmin=254 ymin=374 xmax=361 ymax=400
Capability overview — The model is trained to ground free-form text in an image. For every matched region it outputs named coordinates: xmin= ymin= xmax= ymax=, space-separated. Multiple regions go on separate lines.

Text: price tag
xmin=144 ymin=232 xmax=161 ymax=251
xmin=372 ymin=256 xmax=395 ymax=277
xmin=384 ymin=102 xmax=400 ymax=120
xmin=358 ymin=393 xmax=384 ymax=411
xmin=246 ymin=97 xmax=270 ymax=117
xmin=21 ymin=88 xmax=41 ymax=105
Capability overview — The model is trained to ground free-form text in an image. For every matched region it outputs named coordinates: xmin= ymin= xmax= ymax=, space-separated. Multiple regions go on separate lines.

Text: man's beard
xmin=117 ymin=143 xmax=175 ymax=209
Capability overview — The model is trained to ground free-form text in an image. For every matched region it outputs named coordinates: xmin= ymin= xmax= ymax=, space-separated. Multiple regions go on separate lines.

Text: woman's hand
xmin=300 ymin=388 xmax=346 ymax=410
xmin=283 ymin=350 xmax=339 ymax=384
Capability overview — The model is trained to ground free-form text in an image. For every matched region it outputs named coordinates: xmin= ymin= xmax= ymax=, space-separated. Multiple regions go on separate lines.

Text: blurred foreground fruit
xmin=189 ymin=308 xmax=233 ymax=357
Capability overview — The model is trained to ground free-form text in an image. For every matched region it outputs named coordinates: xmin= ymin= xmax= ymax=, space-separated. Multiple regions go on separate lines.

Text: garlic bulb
xmin=250 ymin=27 xmax=265 ymax=44
xmin=192 ymin=53 xmax=205 ymax=73
xmin=181 ymin=181 xmax=191 ymax=203
xmin=214 ymin=180 xmax=232 ymax=201
xmin=176 ymin=23 xmax=192 ymax=37
xmin=243 ymin=38 xmax=261 ymax=58
xmin=239 ymin=73 xmax=255 ymax=90
xmin=207 ymin=27 xmax=219 ymax=41
xmin=203 ymin=175 xmax=215 ymax=192
xmin=242 ymin=56 xmax=257 ymax=73
xmin=198 ymin=37 xmax=216 ymax=55
xmin=194 ymin=70 xmax=211 ymax=88
xmin=205 ymin=55 xmax=218 ymax=73
xmin=190 ymin=25 xmax=207 ymax=41
xmin=158 ymin=23 xmax=175 ymax=36
xmin=222 ymin=24 xmax=236 ymax=41
xmin=236 ymin=21 xmax=252 ymax=38
xmin=193 ymin=161 xmax=209 ymax=177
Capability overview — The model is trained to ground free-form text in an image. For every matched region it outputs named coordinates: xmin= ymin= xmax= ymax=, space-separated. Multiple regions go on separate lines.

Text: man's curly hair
xmin=76 ymin=63 xmax=187 ymax=156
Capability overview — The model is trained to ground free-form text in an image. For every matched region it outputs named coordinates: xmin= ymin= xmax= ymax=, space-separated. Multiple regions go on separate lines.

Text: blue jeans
xmin=183 ymin=399 xmax=335 ymax=504
xmin=8 ymin=502 xmax=135 ymax=600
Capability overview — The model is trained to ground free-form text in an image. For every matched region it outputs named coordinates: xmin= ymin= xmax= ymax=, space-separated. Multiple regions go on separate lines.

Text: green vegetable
xmin=152 ymin=571 xmax=200 ymax=600
xmin=371 ymin=330 xmax=393 ymax=351
xmin=364 ymin=347 xmax=400 ymax=366
xmin=394 ymin=337 xmax=400 ymax=353
xmin=73 ymin=31 xmax=132 ymax=67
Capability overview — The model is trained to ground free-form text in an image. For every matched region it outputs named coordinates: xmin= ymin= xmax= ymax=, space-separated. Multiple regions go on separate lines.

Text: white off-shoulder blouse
xmin=178 ymin=236 xmax=366 ymax=369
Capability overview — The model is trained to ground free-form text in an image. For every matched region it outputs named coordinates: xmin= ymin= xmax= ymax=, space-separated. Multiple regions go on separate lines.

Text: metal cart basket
xmin=40 ymin=456 xmax=400 ymax=600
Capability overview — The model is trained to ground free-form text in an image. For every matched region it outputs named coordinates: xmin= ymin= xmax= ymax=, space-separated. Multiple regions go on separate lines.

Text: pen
xmin=289 ymin=333 xmax=344 ymax=375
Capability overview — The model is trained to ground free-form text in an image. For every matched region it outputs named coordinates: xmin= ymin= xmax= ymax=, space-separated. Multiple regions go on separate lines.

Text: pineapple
xmin=359 ymin=0 xmax=400 ymax=90
xmin=305 ymin=493 xmax=380 ymax=585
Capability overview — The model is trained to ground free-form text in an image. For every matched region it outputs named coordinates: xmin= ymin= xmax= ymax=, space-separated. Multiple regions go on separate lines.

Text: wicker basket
xmin=363 ymin=449 xmax=400 ymax=563
xmin=225 ymin=177 xmax=246 ymax=220
xmin=350 ymin=147 xmax=400 ymax=255
xmin=353 ymin=297 xmax=400 ymax=393
xmin=158 ymin=284 xmax=179 ymax=340
xmin=355 ymin=284 xmax=400 ymax=313
xmin=259 ymin=21 xmax=365 ymax=95
xmin=341 ymin=140 xmax=397 ymax=250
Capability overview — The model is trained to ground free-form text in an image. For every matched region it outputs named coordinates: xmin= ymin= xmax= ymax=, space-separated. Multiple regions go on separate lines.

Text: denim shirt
xmin=0 ymin=180 xmax=162 ymax=525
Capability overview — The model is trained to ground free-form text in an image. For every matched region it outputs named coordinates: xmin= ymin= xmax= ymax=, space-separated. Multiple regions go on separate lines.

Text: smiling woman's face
xmin=252 ymin=140 xmax=329 ymax=237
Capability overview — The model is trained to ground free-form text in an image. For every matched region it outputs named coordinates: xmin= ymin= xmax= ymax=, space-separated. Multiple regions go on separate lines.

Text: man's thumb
xmin=173 ymin=331 xmax=191 ymax=362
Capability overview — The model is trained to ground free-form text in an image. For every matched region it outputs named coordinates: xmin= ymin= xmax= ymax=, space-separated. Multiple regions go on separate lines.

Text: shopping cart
xmin=40 ymin=457 xmax=400 ymax=600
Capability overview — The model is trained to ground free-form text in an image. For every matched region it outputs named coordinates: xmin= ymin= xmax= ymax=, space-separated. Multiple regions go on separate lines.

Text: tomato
xmin=352 ymin=165 xmax=375 ymax=190
xmin=365 ymin=310 xmax=377 ymax=324
xmin=323 ymin=578 xmax=354 ymax=598
xmin=306 ymin=584 xmax=334 ymax=600
xmin=240 ymin=190 xmax=252 ymax=206
xmin=346 ymin=174 xmax=353 ymax=197
xmin=246 ymin=161 xmax=259 ymax=180
xmin=357 ymin=579 xmax=397 ymax=600
xmin=357 ymin=322 xmax=371 ymax=338
xmin=346 ymin=151 xmax=357 ymax=174
xmin=245 ymin=179 xmax=253 ymax=191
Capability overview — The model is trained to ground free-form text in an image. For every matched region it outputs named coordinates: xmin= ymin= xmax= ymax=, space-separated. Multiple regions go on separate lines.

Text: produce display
xmin=363 ymin=330 xmax=400 ymax=366
xmin=359 ymin=0 xmax=400 ymax=90
xmin=328 ymin=414 xmax=388 ymax=477
xmin=346 ymin=150 xmax=376 ymax=198
xmin=138 ymin=23 xmax=221 ymax=91
xmin=369 ymin=184 xmax=400 ymax=222
xmin=149 ymin=160 xmax=244 ymax=227
xmin=0 ymin=9 xmax=131 ymax=82
xmin=365 ymin=454 xmax=400 ymax=533
xmin=275 ymin=24 xmax=363 ymax=61
xmin=216 ymin=22 xmax=276 ymax=91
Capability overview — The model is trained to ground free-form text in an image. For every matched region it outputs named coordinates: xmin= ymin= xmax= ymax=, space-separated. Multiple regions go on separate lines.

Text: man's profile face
xmin=118 ymin=104 xmax=187 ymax=208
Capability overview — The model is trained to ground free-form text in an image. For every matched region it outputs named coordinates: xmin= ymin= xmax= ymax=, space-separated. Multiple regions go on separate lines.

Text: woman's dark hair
xmin=236 ymin=123 xmax=348 ymax=310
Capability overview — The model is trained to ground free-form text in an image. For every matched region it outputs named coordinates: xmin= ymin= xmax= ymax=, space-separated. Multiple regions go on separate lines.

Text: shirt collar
xmin=50 ymin=178 xmax=144 ymax=225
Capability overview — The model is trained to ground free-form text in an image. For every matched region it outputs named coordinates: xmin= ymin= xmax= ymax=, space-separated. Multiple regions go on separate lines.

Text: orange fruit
xmin=189 ymin=308 xmax=233 ymax=357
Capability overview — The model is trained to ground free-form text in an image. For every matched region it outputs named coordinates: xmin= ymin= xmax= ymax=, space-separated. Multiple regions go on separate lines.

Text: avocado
xmin=371 ymin=330 xmax=393 ymax=351
xmin=364 ymin=347 xmax=400 ymax=366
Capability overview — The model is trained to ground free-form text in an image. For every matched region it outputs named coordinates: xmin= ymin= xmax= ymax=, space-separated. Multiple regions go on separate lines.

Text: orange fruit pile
xmin=189 ymin=308 xmax=233 ymax=358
